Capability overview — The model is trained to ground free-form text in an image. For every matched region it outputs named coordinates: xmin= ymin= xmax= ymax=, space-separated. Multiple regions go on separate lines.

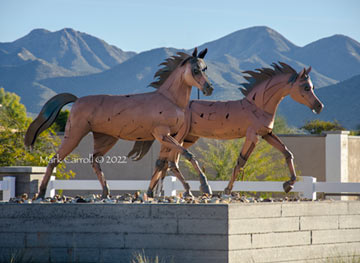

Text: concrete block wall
xmin=0 ymin=203 xmax=229 ymax=263
xmin=229 ymin=201 xmax=360 ymax=262
xmin=0 ymin=202 xmax=359 ymax=263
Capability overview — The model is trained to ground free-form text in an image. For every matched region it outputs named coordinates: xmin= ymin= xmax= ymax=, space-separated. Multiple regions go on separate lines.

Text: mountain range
xmin=0 ymin=26 xmax=359 ymax=129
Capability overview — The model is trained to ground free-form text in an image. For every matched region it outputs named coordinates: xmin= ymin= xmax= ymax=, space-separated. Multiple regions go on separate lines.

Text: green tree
xmin=0 ymin=87 xmax=75 ymax=180
xmin=273 ymin=115 xmax=299 ymax=134
xmin=301 ymin=119 xmax=345 ymax=134
xmin=350 ymin=124 xmax=360 ymax=136
xmin=51 ymin=109 xmax=70 ymax=132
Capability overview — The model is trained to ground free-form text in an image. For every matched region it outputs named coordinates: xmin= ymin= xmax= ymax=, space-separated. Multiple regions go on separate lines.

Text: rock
xmin=84 ymin=194 xmax=96 ymax=203
xmin=263 ymin=198 xmax=273 ymax=202
xmin=104 ymin=198 xmax=116 ymax=204
xmin=32 ymin=193 xmax=39 ymax=201
xmin=32 ymin=198 xmax=43 ymax=204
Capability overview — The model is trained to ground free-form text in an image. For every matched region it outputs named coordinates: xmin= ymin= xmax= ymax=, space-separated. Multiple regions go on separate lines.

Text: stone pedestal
xmin=0 ymin=166 xmax=54 ymax=199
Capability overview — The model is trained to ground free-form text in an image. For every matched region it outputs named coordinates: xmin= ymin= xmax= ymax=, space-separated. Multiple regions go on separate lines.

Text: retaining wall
xmin=0 ymin=201 xmax=359 ymax=263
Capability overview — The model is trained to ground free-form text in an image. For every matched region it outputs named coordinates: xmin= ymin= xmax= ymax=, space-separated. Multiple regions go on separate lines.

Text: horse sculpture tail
xmin=24 ymin=93 xmax=78 ymax=147
xmin=127 ymin=140 xmax=155 ymax=161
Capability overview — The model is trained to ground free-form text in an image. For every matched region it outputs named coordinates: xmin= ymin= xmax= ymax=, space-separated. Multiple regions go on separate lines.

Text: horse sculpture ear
xmin=305 ymin=66 xmax=312 ymax=75
xmin=299 ymin=68 xmax=306 ymax=78
xmin=192 ymin=47 xmax=198 ymax=57
xmin=198 ymin=48 xmax=208 ymax=59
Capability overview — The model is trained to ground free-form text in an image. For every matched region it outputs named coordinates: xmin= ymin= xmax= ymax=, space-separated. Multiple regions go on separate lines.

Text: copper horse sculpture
xmin=129 ymin=63 xmax=324 ymax=197
xmin=25 ymin=48 xmax=214 ymax=199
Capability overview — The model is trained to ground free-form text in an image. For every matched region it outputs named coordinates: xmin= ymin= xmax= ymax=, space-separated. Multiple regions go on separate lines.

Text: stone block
xmin=150 ymin=203 xmax=228 ymax=219
xmin=26 ymin=232 xmax=73 ymax=248
xmin=282 ymin=202 xmax=348 ymax=217
xmin=339 ymin=215 xmax=360 ymax=229
xmin=178 ymin=218 xmax=227 ymax=234
xmin=229 ymin=242 xmax=360 ymax=263
xmin=73 ymin=233 xmax=124 ymax=249
xmin=349 ymin=202 xmax=360 ymax=215
xmin=228 ymin=234 xmax=252 ymax=250
xmin=300 ymin=216 xmax=339 ymax=230
xmin=125 ymin=233 xmax=227 ymax=250
xmin=312 ymin=229 xmax=360 ymax=244
xmin=0 ymin=217 xmax=177 ymax=235
xmin=228 ymin=203 xmax=281 ymax=219
xmin=0 ymin=203 xmax=151 ymax=219
xmin=0 ymin=232 xmax=25 ymax=248
xmin=252 ymin=231 xmax=310 ymax=248
xmin=229 ymin=217 xmax=299 ymax=234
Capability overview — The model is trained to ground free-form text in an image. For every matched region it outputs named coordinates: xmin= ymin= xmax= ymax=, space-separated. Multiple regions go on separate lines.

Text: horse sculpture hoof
xmin=183 ymin=191 xmax=194 ymax=198
xmin=200 ymin=184 xmax=212 ymax=195
xmin=283 ymin=181 xmax=294 ymax=193
xmin=101 ymin=191 xmax=110 ymax=199
xmin=147 ymin=190 xmax=154 ymax=198
xmin=37 ymin=190 xmax=46 ymax=200
xmin=224 ymin=187 xmax=232 ymax=195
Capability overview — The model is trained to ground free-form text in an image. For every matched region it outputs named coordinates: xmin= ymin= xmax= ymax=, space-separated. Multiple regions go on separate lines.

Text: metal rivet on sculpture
xmin=129 ymin=62 xmax=324 ymax=197
xmin=24 ymin=48 xmax=213 ymax=199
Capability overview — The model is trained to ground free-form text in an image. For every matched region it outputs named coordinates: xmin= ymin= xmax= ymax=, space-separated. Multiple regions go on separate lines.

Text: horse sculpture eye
xmin=194 ymin=69 xmax=200 ymax=74
xmin=304 ymin=86 xmax=311 ymax=91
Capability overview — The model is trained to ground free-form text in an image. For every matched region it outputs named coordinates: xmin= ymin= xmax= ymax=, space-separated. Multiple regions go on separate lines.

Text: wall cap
xmin=278 ymin=134 xmax=326 ymax=137
xmin=0 ymin=166 xmax=47 ymax=174
xmin=322 ymin=131 xmax=350 ymax=135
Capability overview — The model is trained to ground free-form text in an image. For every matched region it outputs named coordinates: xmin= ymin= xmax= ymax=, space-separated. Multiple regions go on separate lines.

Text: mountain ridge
xmin=0 ymin=28 xmax=136 ymax=74
xmin=0 ymin=26 xmax=359 ymax=128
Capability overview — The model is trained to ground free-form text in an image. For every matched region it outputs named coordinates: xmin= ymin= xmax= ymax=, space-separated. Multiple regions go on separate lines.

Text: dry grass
xmin=0 ymin=249 xmax=33 ymax=263
xmin=131 ymin=250 xmax=173 ymax=263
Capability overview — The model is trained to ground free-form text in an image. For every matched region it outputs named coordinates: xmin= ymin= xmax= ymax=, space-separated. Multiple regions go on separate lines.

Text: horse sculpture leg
xmin=38 ymin=122 xmax=90 ymax=199
xmin=153 ymin=168 xmax=167 ymax=197
xmin=224 ymin=131 xmax=258 ymax=195
xmin=152 ymin=127 xmax=212 ymax=195
xmin=147 ymin=159 xmax=168 ymax=197
xmin=149 ymin=160 xmax=193 ymax=198
xmin=92 ymin=132 xmax=118 ymax=198
xmin=177 ymin=136 xmax=211 ymax=195
xmin=168 ymin=161 xmax=193 ymax=197
xmin=38 ymin=157 xmax=60 ymax=199
xmin=262 ymin=132 xmax=296 ymax=193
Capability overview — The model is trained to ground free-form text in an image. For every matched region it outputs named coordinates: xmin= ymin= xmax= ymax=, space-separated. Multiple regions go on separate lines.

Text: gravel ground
xmin=7 ymin=192 xmax=318 ymax=204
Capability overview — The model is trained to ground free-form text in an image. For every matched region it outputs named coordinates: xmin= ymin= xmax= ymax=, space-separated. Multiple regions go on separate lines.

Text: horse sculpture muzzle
xmin=312 ymin=100 xmax=324 ymax=114
xmin=202 ymin=82 xmax=214 ymax=96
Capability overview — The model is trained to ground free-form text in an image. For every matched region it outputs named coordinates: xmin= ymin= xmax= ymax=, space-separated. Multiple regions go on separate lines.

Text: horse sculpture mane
xmin=239 ymin=62 xmax=298 ymax=96
xmin=149 ymin=52 xmax=191 ymax=89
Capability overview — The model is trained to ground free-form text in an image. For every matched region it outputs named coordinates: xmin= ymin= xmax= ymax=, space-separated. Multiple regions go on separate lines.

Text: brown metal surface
xmin=27 ymin=49 xmax=213 ymax=199
xmin=147 ymin=63 xmax=324 ymax=195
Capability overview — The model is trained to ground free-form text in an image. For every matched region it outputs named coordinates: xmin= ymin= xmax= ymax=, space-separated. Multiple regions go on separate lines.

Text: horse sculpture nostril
xmin=314 ymin=101 xmax=323 ymax=114
xmin=202 ymin=83 xmax=213 ymax=96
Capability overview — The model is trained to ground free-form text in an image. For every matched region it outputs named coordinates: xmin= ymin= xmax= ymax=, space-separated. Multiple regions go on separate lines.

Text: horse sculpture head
xmin=181 ymin=48 xmax=213 ymax=96
xmin=149 ymin=48 xmax=213 ymax=96
xmin=289 ymin=66 xmax=324 ymax=114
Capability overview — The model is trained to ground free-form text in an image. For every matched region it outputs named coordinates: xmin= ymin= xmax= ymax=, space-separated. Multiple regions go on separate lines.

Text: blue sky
xmin=0 ymin=0 xmax=359 ymax=52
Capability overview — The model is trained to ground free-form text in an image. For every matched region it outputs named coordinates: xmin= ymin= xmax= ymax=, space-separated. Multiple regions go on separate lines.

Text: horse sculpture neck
xmin=156 ymin=66 xmax=192 ymax=109
xmin=245 ymin=73 xmax=292 ymax=117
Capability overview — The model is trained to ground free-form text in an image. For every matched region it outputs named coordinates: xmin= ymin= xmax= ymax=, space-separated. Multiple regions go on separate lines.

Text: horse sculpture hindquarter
xmin=132 ymin=62 xmax=324 ymax=197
